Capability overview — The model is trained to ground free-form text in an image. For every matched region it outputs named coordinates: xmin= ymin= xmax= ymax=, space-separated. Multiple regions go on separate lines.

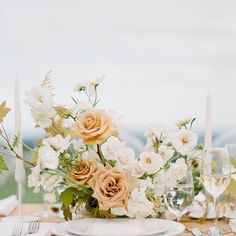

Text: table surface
xmin=1 ymin=204 xmax=234 ymax=236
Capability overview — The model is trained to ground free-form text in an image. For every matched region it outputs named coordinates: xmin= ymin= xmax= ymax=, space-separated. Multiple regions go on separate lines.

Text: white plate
xmin=56 ymin=218 xmax=185 ymax=236
xmin=225 ymin=210 xmax=236 ymax=219
xmin=189 ymin=211 xmax=224 ymax=219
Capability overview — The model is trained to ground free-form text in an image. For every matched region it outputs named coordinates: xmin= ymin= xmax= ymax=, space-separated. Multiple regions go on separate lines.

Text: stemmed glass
xmin=164 ymin=170 xmax=194 ymax=222
xmin=201 ymin=147 xmax=231 ymax=232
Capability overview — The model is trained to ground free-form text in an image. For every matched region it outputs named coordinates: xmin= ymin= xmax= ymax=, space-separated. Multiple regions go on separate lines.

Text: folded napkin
xmin=0 ymin=195 xmax=18 ymax=216
xmin=0 ymin=222 xmax=57 ymax=236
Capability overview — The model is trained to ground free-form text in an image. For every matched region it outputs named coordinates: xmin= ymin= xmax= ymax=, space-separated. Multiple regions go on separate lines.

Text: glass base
xmin=33 ymin=210 xmax=56 ymax=218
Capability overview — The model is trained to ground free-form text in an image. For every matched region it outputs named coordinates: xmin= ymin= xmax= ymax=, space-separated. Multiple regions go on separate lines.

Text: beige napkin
xmin=0 ymin=195 xmax=18 ymax=216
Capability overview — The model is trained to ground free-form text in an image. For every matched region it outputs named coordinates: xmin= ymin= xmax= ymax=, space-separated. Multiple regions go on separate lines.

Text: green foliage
xmin=59 ymin=186 xmax=93 ymax=221
xmin=0 ymin=101 xmax=10 ymax=123
xmin=90 ymin=208 xmax=116 ymax=218
xmin=0 ymin=155 xmax=8 ymax=173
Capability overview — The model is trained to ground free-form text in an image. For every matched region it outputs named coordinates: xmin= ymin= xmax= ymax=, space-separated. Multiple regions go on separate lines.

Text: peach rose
xmin=70 ymin=158 xmax=98 ymax=186
xmin=88 ymin=165 xmax=130 ymax=210
xmin=73 ymin=108 xmax=113 ymax=145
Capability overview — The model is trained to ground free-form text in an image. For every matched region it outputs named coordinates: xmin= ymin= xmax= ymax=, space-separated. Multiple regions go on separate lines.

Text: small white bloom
xmin=144 ymin=124 xmax=167 ymax=140
xmin=74 ymin=82 xmax=86 ymax=92
xmin=139 ymin=152 xmax=164 ymax=175
xmin=111 ymin=207 xmax=127 ymax=216
xmin=116 ymin=147 xmax=135 ymax=170
xmin=28 ymin=162 xmax=41 ymax=193
xmin=41 ymin=174 xmax=63 ymax=192
xmin=126 ymin=188 xmax=155 ymax=218
xmin=168 ymin=158 xmax=188 ymax=182
xmin=43 ymin=192 xmax=56 ymax=204
xmin=39 ymin=146 xmax=59 ymax=170
xmin=25 ymin=85 xmax=53 ymax=109
xmin=43 ymin=135 xmax=71 ymax=153
xmin=82 ymin=150 xmax=100 ymax=160
xmin=31 ymin=105 xmax=55 ymax=128
xmin=135 ymin=177 xmax=154 ymax=191
xmin=131 ymin=161 xmax=145 ymax=178
xmin=153 ymin=171 xmax=167 ymax=197
xmin=175 ymin=118 xmax=194 ymax=128
xmin=158 ymin=145 xmax=175 ymax=162
xmin=101 ymin=136 xmax=123 ymax=161
xmin=86 ymin=77 xmax=104 ymax=97
xmin=170 ymin=131 xmax=198 ymax=155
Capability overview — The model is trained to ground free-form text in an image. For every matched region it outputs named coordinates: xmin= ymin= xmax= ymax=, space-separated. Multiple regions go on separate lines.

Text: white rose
xmin=39 ymin=146 xmax=59 ymax=170
xmin=81 ymin=150 xmax=100 ymax=160
xmin=131 ymin=161 xmax=145 ymax=178
xmin=43 ymin=135 xmax=71 ymax=153
xmin=158 ymin=145 xmax=175 ymax=162
xmin=41 ymin=174 xmax=63 ymax=192
xmin=101 ymin=136 xmax=123 ymax=161
xmin=116 ymin=147 xmax=135 ymax=170
xmin=139 ymin=152 xmax=164 ymax=175
xmin=170 ymin=131 xmax=198 ymax=155
xmin=168 ymin=158 xmax=187 ymax=182
xmin=153 ymin=171 xmax=167 ymax=196
xmin=126 ymin=188 xmax=155 ymax=218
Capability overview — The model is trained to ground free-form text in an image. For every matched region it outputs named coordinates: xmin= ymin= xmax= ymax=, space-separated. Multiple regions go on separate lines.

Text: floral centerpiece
xmin=23 ymin=75 xmax=204 ymax=220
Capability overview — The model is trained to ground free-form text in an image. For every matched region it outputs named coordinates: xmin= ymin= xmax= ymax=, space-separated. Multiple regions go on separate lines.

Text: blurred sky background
xmin=1 ymin=0 xmax=236 ymax=145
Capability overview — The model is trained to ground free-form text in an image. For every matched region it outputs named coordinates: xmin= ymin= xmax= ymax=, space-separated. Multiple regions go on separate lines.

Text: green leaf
xmin=0 ymin=101 xmax=11 ymax=122
xmin=60 ymin=187 xmax=75 ymax=207
xmin=0 ymin=155 xmax=8 ymax=172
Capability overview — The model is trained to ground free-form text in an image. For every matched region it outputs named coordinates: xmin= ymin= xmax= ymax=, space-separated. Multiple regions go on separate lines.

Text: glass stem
xmin=213 ymin=196 xmax=219 ymax=227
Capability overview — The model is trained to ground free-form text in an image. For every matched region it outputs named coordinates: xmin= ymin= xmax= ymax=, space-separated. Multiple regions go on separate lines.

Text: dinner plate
xmin=55 ymin=218 xmax=185 ymax=236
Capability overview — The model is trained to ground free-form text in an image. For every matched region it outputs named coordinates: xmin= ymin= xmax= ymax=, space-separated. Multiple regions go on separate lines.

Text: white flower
xmin=86 ymin=77 xmax=104 ymax=97
xmin=41 ymin=174 xmax=63 ymax=192
xmin=74 ymin=82 xmax=86 ymax=92
xmin=158 ymin=145 xmax=175 ymax=162
xmin=31 ymin=105 xmax=55 ymax=128
xmin=116 ymin=147 xmax=135 ymax=170
xmin=43 ymin=135 xmax=71 ymax=153
xmin=175 ymin=118 xmax=194 ymax=128
xmin=139 ymin=152 xmax=164 ymax=175
xmin=25 ymin=85 xmax=53 ymax=109
xmin=111 ymin=207 xmax=127 ymax=216
xmin=82 ymin=150 xmax=100 ymax=160
xmin=126 ymin=188 xmax=155 ymax=218
xmin=170 ymin=131 xmax=198 ymax=155
xmin=135 ymin=177 xmax=154 ymax=191
xmin=101 ymin=136 xmax=123 ymax=161
xmin=28 ymin=162 xmax=41 ymax=193
xmin=153 ymin=171 xmax=167 ymax=197
xmin=168 ymin=158 xmax=187 ymax=183
xmin=131 ymin=161 xmax=145 ymax=178
xmin=39 ymin=146 xmax=59 ymax=170
xmin=144 ymin=124 xmax=167 ymax=140
xmin=43 ymin=192 xmax=56 ymax=204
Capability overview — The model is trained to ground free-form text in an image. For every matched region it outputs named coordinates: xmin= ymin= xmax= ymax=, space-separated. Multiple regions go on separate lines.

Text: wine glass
xmin=164 ymin=170 xmax=194 ymax=222
xmin=201 ymin=147 xmax=231 ymax=232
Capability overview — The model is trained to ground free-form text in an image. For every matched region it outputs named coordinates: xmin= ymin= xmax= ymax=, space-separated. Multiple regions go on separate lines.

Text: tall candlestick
xmin=14 ymin=78 xmax=25 ymax=217
xmin=205 ymin=91 xmax=212 ymax=157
